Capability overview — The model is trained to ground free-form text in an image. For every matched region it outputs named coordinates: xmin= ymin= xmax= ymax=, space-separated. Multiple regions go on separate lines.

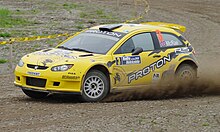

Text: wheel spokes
xmin=84 ymin=75 xmax=105 ymax=99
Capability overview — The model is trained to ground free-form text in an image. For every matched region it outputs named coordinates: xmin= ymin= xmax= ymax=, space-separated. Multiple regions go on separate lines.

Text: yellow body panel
xmin=14 ymin=23 xmax=198 ymax=94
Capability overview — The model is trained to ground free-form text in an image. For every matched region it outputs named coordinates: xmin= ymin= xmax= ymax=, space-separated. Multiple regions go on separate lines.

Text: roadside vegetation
xmin=0 ymin=59 xmax=7 ymax=64
xmin=0 ymin=8 xmax=30 ymax=28
xmin=0 ymin=0 xmax=133 ymax=73
xmin=0 ymin=32 xmax=11 ymax=38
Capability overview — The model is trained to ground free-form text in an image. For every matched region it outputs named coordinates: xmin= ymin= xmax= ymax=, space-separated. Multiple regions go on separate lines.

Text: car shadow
xmin=18 ymin=94 xmax=83 ymax=104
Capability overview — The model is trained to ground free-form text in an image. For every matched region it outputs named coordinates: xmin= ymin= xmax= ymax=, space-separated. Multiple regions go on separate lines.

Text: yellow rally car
xmin=14 ymin=22 xmax=198 ymax=102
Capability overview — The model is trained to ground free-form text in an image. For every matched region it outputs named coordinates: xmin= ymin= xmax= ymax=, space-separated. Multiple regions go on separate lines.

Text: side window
xmin=115 ymin=38 xmax=135 ymax=54
xmin=159 ymin=33 xmax=184 ymax=48
xmin=115 ymin=33 xmax=154 ymax=54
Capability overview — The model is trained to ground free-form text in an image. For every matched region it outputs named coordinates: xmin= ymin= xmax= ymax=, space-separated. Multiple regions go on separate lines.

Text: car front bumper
xmin=14 ymin=65 xmax=83 ymax=93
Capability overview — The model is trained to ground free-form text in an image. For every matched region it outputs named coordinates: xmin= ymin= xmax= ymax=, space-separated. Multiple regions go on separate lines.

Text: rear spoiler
xmin=141 ymin=22 xmax=186 ymax=32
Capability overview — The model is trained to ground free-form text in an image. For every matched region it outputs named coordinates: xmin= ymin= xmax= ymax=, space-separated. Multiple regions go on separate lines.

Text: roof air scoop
xmin=99 ymin=24 xmax=122 ymax=32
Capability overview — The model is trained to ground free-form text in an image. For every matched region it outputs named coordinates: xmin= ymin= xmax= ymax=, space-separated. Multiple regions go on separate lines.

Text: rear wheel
xmin=22 ymin=89 xmax=49 ymax=99
xmin=176 ymin=64 xmax=197 ymax=82
xmin=81 ymin=70 xmax=109 ymax=102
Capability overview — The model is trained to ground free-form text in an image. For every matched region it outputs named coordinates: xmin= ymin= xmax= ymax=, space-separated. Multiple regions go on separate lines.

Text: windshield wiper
xmin=57 ymin=46 xmax=72 ymax=50
xmin=71 ymin=48 xmax=93 ymax=53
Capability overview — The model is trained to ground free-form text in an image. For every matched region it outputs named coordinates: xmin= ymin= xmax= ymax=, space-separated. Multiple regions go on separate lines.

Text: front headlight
xmin=51 ymin=64 xmax=73 ymax=71
xmin=18 ymin=59 xmax=24 ymax=67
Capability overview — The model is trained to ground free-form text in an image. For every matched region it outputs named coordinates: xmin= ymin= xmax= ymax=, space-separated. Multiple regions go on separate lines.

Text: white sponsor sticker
xmin=116 ymin=56 xmax=141 ymax=65
xmin=27 ymin=71 xmax=40 ymax=76
xmin=153 ymin=73 xmax=160 ymax=81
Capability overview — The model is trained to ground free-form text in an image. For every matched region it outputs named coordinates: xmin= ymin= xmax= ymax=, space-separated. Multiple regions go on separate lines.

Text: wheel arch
xmin=175 ymin=59 xmax=198 ymax=74
xmin=82 ymin=64 xmax=111 ymax=92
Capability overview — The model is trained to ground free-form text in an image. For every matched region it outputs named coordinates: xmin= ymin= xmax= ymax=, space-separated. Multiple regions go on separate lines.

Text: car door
xmin=112 ymin=32 xmax=157 ymax=88
xmin=149 ymin=31 xmax=186 ymax=81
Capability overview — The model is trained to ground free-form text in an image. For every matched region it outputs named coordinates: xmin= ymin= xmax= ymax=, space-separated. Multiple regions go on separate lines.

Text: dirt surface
xmin=0 ymin=0 xmax=220 ymax=131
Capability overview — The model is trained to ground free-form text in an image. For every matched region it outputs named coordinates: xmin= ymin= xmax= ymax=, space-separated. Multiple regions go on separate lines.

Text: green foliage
xmin=33 ymin=44 xmax=41 ymax=49
xmin=202 ymin=123 xmax=209 ymax=126
xmin=76 ymin=24 xmax=84 ymax=30
xmin=0 ymin=8 xmax=30 ymax=28
xmin=80 ymin=8 xmax=114 ymax=20
xmin=96 ymin=9 xmax=104 ymax=15
xmin=95 ymin=9 xmax=110 ymax=18
xmin=80 ymin=12 xmax=88 ymax=18
xmin=0 ymin=59 xmax=7 ymax=64
xmin=0 ymin=32 xmax=11 ymax=37
xmin=46 ymin=39 xmax=56 ymax=47
xmin=0 ymin=8 xmax=10 ymax=17
xmin=63 ymin=3 xmax=79 ymax=11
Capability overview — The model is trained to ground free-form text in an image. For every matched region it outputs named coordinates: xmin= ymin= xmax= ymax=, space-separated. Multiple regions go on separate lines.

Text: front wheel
xmin=81 ymin=70 xmax=109 ymax=102
xmin=22 ymin=89 xmax=49 ymax=99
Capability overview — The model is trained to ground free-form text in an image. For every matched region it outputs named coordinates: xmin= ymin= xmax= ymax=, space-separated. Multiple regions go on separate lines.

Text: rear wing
xmin=141 ymin=22 xmax=186 ymax=32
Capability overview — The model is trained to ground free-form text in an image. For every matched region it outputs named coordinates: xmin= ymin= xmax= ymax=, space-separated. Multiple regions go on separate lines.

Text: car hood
xmin=22 ymin=48 xmax=100 ymax=67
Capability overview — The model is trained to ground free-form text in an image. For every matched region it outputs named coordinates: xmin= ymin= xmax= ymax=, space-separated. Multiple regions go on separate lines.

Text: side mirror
xmin=132 ymin=47 xmax=143 ymax=55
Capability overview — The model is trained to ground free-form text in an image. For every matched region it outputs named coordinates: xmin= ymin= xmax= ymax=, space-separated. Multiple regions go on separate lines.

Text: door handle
xmin=153 ymin=54 xmax=161 ymax=58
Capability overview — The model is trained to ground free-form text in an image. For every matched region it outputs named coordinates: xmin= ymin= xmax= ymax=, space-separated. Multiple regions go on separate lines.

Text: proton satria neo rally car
xmin=14 ymin=22 xmax=198 ymax=102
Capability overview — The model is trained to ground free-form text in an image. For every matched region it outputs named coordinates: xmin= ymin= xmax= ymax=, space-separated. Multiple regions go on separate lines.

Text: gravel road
xmin=0 ymin=0 xmax=220 ymax=131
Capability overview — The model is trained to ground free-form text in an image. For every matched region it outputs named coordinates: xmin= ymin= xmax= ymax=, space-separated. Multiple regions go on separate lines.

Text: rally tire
xmin=22 ymin=89 xmax=49 ymax=99
xmin=81 ymin=70 xmax=109 ymax=102
xmin=176 ymin=64 xmax=197 ymax=82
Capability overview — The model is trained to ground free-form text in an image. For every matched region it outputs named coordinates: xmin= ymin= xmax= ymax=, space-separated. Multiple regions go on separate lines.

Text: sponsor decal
xmin=175 ymin=47 xmax=190 ymax=55
xmin=178 ymin=54 xmax=197 ymax=62
xmin=148 ymin=49 xmax=167 ymax=56
xmin=160 ymin=40 xmax=181 ymax=48
xmin=85 ymin=30 xmax=124 ymax=38
xmin=34 ymin=49 xmax=77 ymax=59
xmin=114 ymin=73 xmax=121 ymax=84
xmin=90 ymin=59 xmax=96 ymax=62
xmin=27 ymin=71 xmax=40 ymax=76
xmin=62 ymin=75 xmax=80 ymax=80
xmin=41 ymin=59 xmax=53 ymax=66
xmin=152 ymin=73 xmax=160 ymax=81
xmin=128 ymin=54 xmax=171 ymax=83
xmin=113 ymin=67 xmax=127 ymax=85
xmin=68 ymin=72 xmax=75 ymax=75
xmin=116 ymin=56 xmax=141 ymax=65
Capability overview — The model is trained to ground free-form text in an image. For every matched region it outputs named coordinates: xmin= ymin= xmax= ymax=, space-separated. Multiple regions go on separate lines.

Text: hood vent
xmin=42 ymin=49 xmax=52 ymax=52
xmin=99 ymin=24 xmax=122 ymax=32
xmin=79 ymin=54 xmax=94 ymax=57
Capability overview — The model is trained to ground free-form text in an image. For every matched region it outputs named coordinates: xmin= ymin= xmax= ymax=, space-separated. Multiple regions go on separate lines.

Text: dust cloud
xmin=104 ymin=77 xmax=220 ymax=102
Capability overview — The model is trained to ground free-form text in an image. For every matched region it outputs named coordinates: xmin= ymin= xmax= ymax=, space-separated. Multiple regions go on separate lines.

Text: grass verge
xmin=0 ymin=59 xmax=7 ymax=64
xmin=0 ymin=8 xmax=30 ymax=28
xmin=0 ymin=32 xmax=11 ymax=38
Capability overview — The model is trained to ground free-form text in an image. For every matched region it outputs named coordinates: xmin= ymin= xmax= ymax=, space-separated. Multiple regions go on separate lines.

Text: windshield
xmin=58 ymin=32 xmax=120 ymax=54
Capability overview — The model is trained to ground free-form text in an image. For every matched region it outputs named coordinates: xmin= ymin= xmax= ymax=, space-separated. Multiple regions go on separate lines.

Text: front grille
xmin=27 ymin=64 xmax=48 ymax=70
xmin=26 ymin=77 xmax=46 ymax=88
